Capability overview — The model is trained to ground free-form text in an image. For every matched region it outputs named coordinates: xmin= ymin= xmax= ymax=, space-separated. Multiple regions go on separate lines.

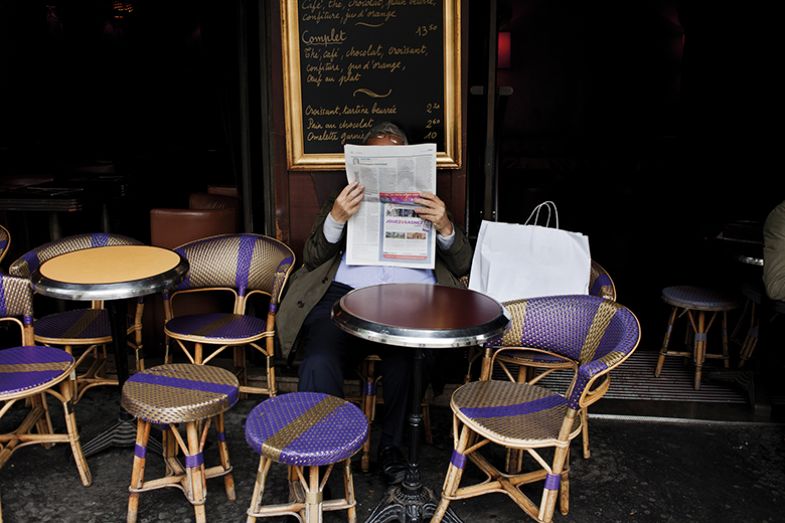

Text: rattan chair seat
xmin=245 ymin=392 xmax=368 ymax=467
xmin=498 ymin=350 xmax=574 ymax=366
xmin=0 ymin=346 xmax=74 ymax=399
xmin=121 ymin=364 xmax=239 ymax=424
xmin=33 ymin=309 xmax=112 ymax=343
xmin=452 ymin=380 xmax=580 ymax=447
xmin=164 ymin=313 xmax=267 ymax=343
xmin=662 ymin=285 xmax=738 ymax=311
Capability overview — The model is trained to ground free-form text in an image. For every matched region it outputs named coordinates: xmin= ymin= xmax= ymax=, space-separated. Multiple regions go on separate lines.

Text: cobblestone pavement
xmin=1 ymin=387 xmax=784 ymax=522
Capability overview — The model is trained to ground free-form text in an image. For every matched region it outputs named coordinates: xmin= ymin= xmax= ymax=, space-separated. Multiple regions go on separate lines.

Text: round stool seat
xmin=34 ymin=309 xmax=112 ymax=343
xmin=662 ymin=286 xmax=738 ymax=311
xmin=0 ymin=346 xmax=74 ymax=398
xmin=245 ymin=392 xmax=368 ymax=467
xmin=121 ymin=364 xmax=239 ymax=424
xmin=165 ymin=313 xmax=267 ymax=342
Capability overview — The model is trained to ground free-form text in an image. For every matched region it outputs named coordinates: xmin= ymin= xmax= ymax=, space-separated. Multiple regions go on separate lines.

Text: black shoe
xmin=378 ymin=445 xmax=407 ymax=486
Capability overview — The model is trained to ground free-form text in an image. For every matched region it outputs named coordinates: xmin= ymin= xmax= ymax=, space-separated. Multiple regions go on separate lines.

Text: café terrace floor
xmin=2 ymin=349 xmax=784 ymax=523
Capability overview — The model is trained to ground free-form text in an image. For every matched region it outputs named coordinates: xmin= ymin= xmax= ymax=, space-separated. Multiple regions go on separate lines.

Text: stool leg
xmin=304 ymin=465 xmax=322 ymax=523
xmin=361 ymin=358 xmax=376 ymax=473
xmin=655 ymin=307 xmax=679 ymax=377
xmin=185 ymin=421 xmax=207 ymax=523
xmin=739 ymin=301 xmax=760 ymax=366
xmin=127 ymin=421 xmax=151 ymax=523
xmin=422 ymin=402 xmax=433 ymax=445
xmin=693 ymin=311 xmax=706 ymax=390
xmin=215 ymin=413 xmax=236 ymax=501
xmin=31 ymin=392 xmax=54 ymax=448
xmin=559 ymin=448 xmax=570 ymax=516
xmin=343 ymin=458 xmax=357 ymax=523
xmin=722 ymin=311 xmax=730 ymax=368
xmin=246 ymin=456 xmax=272 ymax=523
xmin=59 ymin=378 xmax=92 ymax=487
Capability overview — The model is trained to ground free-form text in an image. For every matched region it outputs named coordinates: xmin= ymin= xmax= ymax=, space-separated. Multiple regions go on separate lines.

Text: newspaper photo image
xmin=344 ymin=143 xmax=437 ymax=269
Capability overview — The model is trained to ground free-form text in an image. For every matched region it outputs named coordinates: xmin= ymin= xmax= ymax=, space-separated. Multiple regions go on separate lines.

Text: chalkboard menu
xmin=281 ymin=0 xmax=461 ymax=170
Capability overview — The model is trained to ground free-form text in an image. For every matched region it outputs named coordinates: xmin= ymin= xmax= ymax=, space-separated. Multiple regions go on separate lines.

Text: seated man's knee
xmin=298 ymin=347 xmax=345 ymax=396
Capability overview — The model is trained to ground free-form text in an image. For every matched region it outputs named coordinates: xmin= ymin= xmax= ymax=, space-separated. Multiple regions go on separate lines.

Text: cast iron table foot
xmin=82 ymin=414 xmax=162 ymax=457
xmin=364 ymin=486 xmax=462 ymax=523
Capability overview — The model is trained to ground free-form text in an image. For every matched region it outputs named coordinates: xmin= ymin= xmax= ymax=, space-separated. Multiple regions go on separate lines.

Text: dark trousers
xmin=297 ymin=281 xmax=412 ymax=449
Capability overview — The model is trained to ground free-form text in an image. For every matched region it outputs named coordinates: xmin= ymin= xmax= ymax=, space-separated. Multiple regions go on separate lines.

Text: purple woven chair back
xmin=174 ymin=234 xmax=295 ymax=299
xmin=589 ymin=260 xmax=616 ymax=300
xmin=8 ymin=233 xmax=142 ymax=278
xmin=0 ymin=224 xmax=10 ymax=264
xmin=496 ymin=295 xmax=640 ymax=409
xmin=0 ymin=274 xmax=34 ymax=324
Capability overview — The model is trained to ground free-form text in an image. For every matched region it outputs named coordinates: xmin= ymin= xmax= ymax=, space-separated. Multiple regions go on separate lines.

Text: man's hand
xmin=330 ymin=182 xmax=364 ymax=224
xmin=415 ymin=192 xmax=453 ymax=236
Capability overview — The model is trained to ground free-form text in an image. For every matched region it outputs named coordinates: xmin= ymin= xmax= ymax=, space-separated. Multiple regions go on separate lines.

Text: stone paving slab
xmin=2 ymin=387 xmax=784 ymax=522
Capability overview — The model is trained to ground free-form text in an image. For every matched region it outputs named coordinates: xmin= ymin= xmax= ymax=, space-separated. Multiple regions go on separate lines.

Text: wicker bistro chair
xmin=0 ymin=274 xmax=92 ymax=488
xmin=163 ymin=234 xmax=295 ymax=396
xmin=244 ymin=392 xmax=367 ymax=523
xmin=433 ymin=295 xmax=641 ymax=523
xmin=655 ymin=285 xmax=738 ymax=389
xmin=469 ymin=260 xmax=617 ymax=461
xmin=8 ymin=233 xmax=146 ymax=401
xmin=0 ymin=224 xmax=10 ymax=265
xmin=121 ymin=364 xmax=238 ymax=523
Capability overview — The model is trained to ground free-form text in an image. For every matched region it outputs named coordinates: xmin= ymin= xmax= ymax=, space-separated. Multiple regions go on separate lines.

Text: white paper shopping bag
xmin=469 ymin=202 xmax=591 ymax=303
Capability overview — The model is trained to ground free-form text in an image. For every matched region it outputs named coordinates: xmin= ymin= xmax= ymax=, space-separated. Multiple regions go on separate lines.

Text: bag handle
xmin=524 ymin=201 xmax=560 ymax=228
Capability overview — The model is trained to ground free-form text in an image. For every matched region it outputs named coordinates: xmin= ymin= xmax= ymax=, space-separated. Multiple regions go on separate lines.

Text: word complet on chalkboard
xmin=281 ymin=0 xmax=461 ymax=170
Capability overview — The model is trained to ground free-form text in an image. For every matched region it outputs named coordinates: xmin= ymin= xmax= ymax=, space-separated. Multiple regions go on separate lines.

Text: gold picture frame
xmin=280 ymin=0 xmax=462 ymax=170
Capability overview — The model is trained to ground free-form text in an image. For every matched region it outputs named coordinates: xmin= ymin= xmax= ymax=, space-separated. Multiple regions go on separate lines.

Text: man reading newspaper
xmin=277 ymin=121 xmax=472 ymax=486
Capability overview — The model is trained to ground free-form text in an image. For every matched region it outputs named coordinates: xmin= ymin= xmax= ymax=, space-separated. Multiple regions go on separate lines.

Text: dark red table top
xmin=332 ymin=283 xmax=509 ymax=348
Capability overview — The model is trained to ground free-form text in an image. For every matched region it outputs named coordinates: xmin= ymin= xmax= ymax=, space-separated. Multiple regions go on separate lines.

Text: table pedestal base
xmin=82 ymin=414 xmax=162 ymax=458
xmin=365 ymin=486 xmax=462 ymax=523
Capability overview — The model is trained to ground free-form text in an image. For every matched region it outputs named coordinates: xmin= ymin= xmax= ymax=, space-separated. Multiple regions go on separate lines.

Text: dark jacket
xmin=277 ymin=194 xmax=473 ymax=357
xmin=764 ymin=200 xmax=785 ymax=300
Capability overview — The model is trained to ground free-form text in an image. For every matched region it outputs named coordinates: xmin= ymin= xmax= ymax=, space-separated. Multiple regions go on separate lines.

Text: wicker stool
xmin=245 ymin=392 xmax=368 ymax=523
xmin=655 ymin=286 xmax=738 ymax=389
xmin=121 ymin=364 xmax=239 ymax=523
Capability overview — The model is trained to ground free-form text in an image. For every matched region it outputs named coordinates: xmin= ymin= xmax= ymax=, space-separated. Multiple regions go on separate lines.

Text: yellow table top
xmin=39 ymin=245 xmax=182 ymax=285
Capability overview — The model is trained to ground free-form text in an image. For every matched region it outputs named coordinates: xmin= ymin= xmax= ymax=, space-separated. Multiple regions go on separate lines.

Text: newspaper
xmin=344 ymin=143 xmax=437 ymax=268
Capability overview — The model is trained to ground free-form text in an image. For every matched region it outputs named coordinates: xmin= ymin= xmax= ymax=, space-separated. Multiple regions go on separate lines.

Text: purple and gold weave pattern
xmin=0 ymin=275 xmax=33 ymax=320
xmin=34 ymin=309 xmax=111 ymax=341
xmin=0 ymin=346 xmax=74 ymax=397
xmin=0 ymin=225 xmax=9 ymax=263
xmin=245 ymin=392 xmax=368 ymax=467
xmin=121 ymin=364 xmax=239 ymax=424
xmin=174 ymin=234 xmax=294 ymax=299
xmin=8 ymin=233 xmax=141 ymax=278
xmin=662 ymin=285 xmax=738 ymax=312
xmin=491 ymin=295 xmax=640 ymax=409
xmin=164 ymin=313 xmax=266 ymax=341
xmin=453 ymin=380 xmax=575 ymax=442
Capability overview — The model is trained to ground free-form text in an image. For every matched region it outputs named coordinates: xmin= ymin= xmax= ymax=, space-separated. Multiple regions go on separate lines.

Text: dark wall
xmin=466 ymin=0 xmax=779 ymax=344
xmin=0 ymin=1 xmax=241 ymax=248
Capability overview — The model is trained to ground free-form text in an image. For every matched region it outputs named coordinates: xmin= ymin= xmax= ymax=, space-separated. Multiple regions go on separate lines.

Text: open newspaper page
xmin=344 ymin=143 xmax=437 ymax=269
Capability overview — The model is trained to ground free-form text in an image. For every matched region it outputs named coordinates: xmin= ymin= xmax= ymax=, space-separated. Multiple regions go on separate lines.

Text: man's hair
xmin=363 ymin=121 xmax=409 ymax=145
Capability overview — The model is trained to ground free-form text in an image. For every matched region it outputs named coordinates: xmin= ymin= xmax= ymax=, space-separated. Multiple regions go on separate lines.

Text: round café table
xmin=332 ymin=283 xmax=509 ymax=523
xmin=31 ymin=245 xmax=188 ymax=456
